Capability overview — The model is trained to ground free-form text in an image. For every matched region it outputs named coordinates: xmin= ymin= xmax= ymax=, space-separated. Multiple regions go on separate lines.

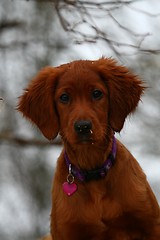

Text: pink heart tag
xmin=62 ymin=182 xmax=77 ymax=196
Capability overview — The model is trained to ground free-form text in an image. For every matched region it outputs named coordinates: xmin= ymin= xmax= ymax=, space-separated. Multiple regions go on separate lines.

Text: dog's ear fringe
xmin=95 ymin=58 xmax=146 ymax=132
xmin=17 ymin=66 xmax=65 ymax=140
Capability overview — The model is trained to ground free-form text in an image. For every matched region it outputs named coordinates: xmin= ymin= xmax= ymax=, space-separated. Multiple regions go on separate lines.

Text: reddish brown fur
xmin=18 ymin=58 xmax=160 ymax=239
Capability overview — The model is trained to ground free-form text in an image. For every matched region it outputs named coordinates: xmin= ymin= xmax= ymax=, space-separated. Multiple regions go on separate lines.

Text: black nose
xmin=74 ymin=120 xmax=92 ymax=135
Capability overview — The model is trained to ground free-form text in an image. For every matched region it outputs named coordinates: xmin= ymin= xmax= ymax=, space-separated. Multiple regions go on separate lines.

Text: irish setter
xmin=18 ymin=58 xmax=160 ymax=240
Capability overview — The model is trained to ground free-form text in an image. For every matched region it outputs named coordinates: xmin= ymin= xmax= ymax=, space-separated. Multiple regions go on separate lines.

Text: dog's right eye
xmin=59 ymin=93 xmax=70 ymax=104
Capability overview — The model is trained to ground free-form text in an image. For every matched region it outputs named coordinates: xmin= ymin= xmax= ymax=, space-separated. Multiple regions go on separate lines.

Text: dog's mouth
xmin=75 ymin=131 xmax=95 ymax=145
xmin=76 ymin=136 xmax=95 ymax=145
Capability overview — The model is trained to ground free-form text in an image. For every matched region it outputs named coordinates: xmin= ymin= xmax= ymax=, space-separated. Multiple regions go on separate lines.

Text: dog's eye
xmin=92 ymin=90 xmax=103 ymax=100
xmin=59 ymin=93 xmax=70 ymax=103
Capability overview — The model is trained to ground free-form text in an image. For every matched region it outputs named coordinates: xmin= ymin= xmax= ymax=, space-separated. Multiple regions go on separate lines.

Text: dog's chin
xmin=76 ymin=139 xmax=95 ymax=145
xmin=65 ymin=132 xmax=105 ymax=146
xmin=75 ymin=135 xmax=104 ymax=146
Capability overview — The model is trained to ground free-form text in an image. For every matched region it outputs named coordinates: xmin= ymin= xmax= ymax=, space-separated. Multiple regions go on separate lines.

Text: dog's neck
xmin=64 ymin=135 xmax=116 ymax=182
xmin=63 ymin=132 xmax=115 ymax=171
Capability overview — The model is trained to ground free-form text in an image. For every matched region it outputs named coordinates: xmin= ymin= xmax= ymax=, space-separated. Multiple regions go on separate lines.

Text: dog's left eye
xmin=59 ymin=93 xmax=70 ymax=103
xmin=92 ymin=90 xmax=103 ymax=100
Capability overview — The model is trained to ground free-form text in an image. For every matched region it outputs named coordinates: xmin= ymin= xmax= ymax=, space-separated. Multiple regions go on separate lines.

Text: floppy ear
xmin=18 ymin=66 xmax=64 ymax=140
xmin=95 ymin=58 xmax=145 ymax=132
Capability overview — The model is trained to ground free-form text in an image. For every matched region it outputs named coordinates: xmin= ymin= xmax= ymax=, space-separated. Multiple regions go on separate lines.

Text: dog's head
xmin=18 ymin=58 xmax=144 ymax=144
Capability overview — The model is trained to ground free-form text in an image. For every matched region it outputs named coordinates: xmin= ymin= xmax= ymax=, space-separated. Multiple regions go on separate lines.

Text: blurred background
xmin=0 ymin=0 xmax=160 ymax=239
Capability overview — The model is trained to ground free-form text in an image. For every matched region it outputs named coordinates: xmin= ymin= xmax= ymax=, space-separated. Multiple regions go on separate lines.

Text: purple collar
xmin=64 ymin=135 xmax=116 ymax=182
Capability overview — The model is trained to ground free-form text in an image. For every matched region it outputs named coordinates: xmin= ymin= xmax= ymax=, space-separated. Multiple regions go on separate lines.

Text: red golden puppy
xmin=18 ymin=58 xmax=160 ymax=240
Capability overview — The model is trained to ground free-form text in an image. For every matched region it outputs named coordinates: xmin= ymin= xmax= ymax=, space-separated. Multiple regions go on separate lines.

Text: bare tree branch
xmin=51 ymin=0 xmax=160 ymax=56
xmin=2 ymin=0 xmax=160 ymax=56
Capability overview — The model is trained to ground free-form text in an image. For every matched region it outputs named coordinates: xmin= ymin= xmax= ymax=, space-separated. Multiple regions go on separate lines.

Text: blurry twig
xmin=0 ymin=20 xmax=24 ymax=33
xmin=0 ymin=132 xmax=62 ymax=147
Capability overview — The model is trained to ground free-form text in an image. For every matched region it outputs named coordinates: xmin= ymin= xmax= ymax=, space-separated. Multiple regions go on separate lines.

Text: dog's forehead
xmin=57 ymin=62 xmax=105 ymax=90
